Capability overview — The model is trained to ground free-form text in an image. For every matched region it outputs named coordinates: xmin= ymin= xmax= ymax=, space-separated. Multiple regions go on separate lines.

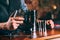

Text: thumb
xmin=12 ymin=23 xmax=19 ymax=30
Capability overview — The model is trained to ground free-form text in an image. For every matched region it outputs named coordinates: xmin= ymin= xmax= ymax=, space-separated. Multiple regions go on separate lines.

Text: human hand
xmin=6 ymin=17 xmax=24 ymax=30
xmin=46 ymin=20 xmax=54 ymax=29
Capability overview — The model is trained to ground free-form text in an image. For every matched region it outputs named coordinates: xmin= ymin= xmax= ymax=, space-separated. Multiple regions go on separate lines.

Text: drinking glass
xmin=38 ymin=20 xmax=47 ymax=37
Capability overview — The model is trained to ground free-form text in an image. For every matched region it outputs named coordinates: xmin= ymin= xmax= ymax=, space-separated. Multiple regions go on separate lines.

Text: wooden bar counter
xmin=31 ymin=29 xmax=60 ymax=40
xmin=0 ymin=29 xmax=60 ymax=40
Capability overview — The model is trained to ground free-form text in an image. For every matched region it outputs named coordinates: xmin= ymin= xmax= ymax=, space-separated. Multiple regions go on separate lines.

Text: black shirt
xmin=0 ymin=0 xmax=21 ymax=22
xmin=0 ymin=0 xmax=21 ymax=35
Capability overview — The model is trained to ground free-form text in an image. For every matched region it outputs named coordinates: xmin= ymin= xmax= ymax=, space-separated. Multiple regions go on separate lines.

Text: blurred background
xmin=26 ymin=0 xmax=60 ymax=25
xmin=27 ymin=0 xmax=60 ymax=20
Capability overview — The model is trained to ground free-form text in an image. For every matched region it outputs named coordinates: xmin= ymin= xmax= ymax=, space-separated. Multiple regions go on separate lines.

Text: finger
xmin=13 ymin=23 xmax=20 ymax=30
xmin=13 ymin=17 xmax=24 ymax=21
xmin=46 ymin=21 xmax=50 ymax=25
xmin=15 ymin=21 xmax=23 ymax=24
xmin=12 ymin=20 xmax=23 ymax=24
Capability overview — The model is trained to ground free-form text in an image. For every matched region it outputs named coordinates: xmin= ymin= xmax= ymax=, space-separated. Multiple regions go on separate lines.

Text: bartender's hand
xmin=37 ymin=19 xmax=54 ymax=29
xmin=6 ymin=17 xmax=24 ymax=30
xmin=46 ymin=20 xmax=54 ymax=29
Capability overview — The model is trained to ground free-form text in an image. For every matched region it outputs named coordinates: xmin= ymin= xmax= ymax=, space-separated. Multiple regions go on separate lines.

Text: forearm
xmin=0 ymin=22 xmax=7 ymax=29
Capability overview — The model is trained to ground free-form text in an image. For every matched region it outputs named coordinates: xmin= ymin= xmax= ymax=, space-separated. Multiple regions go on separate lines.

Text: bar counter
xmin=32 ymin=29 xmax=60 ymax=40
xmin=0 ymin=29 xmax=60 ymax=40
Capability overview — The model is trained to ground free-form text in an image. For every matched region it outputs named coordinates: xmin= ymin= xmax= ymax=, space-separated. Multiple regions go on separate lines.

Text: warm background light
xmin=52 ymin=5 xmax=57 ymax=10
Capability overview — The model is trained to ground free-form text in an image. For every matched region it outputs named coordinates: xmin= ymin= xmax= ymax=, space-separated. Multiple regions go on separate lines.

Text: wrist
xmin=0 ymin=22 xmax=9 ymax=30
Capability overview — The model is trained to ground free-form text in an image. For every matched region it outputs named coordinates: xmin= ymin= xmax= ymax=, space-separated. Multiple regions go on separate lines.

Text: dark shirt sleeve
xmin=0 ymin=4 xmax=9 ymax=22
xmin=9 ymin=0 xmax=21 ymax=13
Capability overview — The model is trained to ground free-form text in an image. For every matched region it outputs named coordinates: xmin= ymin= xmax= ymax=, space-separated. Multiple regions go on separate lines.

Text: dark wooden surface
xmin=0 ymin=29 xmax=60 ymax=40
xmin=32 ymin=29 xmax=60 ymax=40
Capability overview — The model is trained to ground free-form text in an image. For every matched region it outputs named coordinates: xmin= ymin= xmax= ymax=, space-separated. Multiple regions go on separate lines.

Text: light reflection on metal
xmin=32 ymin=10 xmax=37 ymax=38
